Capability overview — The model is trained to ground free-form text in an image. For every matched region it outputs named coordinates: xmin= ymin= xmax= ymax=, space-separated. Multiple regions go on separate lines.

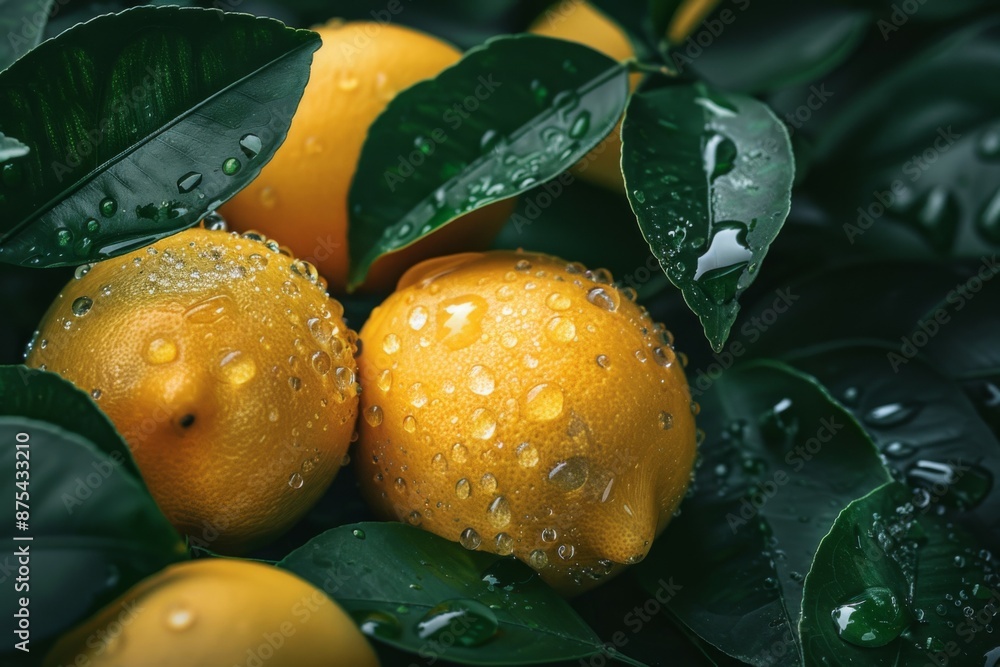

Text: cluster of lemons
xmin=32 ymin=11 xmax=697 ymax=667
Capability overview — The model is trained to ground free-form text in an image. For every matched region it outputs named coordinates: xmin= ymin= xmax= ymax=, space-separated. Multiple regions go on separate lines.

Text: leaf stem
xmin=626 ymin=58 xmax=678 ymax=77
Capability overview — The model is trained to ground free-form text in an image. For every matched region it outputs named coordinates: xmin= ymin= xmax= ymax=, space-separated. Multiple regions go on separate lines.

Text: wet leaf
xmin=621 ymin=81 xmax=794 ymax=351
xmin=0 ymin=6 xmax=320 ymax=267
xmin=347 ymin=34 xmax=629 ymax=290
xmin=280 ymin=522 xmax=645 ymax=666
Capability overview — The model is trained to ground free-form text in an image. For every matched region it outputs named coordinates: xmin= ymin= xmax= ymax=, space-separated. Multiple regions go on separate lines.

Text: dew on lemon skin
xmin=288 ymin=472 xmax=305 ymax=489
xmin=471 ymin=408 xmax=497 ymax=439
xmin=529 ymin=549 xmax=549 ymax=569
xmin=494 ymin=532 xmax=514 ymax=556
xmin=523 ymin=383 xmax=564 ymax=422
xmin=548 ymin=457 xmax=589 ymax=491
xmin=219 ymin=350 xmax=257 ymax=385
xmin=487 ymin=496 xmax=511 ymax=528
xmin=460 ymin=527 xmax=482 ymax=549
xmin=383 ymin=333 xmax=401 ymax=354
xmin=455 ymin=478 xmax=471 ymax=499
xmin=364 ymin=405 xmax=384 ymax=427
xmin=451 ymin=442 xmax=469 ymax=463
xmin=146 ymin=338 xmax=178 ymax=365
xmin=468 ymin=365 xmax=495 ymax=396
xmin=480 ymin=473 xmax=498 ymax=494
xmin=516 ymin=442 xmax=539 ymax=468
xmin=377 ymin=369 xmax=393 ymax=392
xmin=659 ymin=411 xmax=674 ymax=430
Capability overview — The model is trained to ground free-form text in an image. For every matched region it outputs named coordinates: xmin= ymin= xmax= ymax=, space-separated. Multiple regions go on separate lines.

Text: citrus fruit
xmin=530 ymin=2 xmax=642 ymax=192
xmin=353 ymin=251 xmax=697 ymax=593
xmin=25 ymin=226 xmax=359 ymax=554
xmin=43 ymin=559 xmax=379 ymax=667
xmin=220 ymin=20 xmax=513 ymax=293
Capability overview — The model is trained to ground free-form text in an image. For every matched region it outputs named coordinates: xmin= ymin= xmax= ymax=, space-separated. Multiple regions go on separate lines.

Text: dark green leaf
xmin=673 ymin=1 xmax=870 ymax=93
xmin=347 ymin=34 xmax=629 ymax=290
xmin=0 ymin=132 xmax=29 ymax=161
xmin=0 ymin=0 xmax=54 ymax=71
xmin=280 ymin=522 xmax=644 ymax=666
xmin=0 ymin=417 xmax=186 ymax=643
xmin=809 ymin=18 xmax=1000 ymax=257
xmin=621 ymin=81 xmax=794 ymax=351
xmin=0 ymin=365 xmax=144 ymax=483
xmin=0 ymin=6 xmax=320 ymax=268
xmin=800 ymin=482 xmax=1000 ymax=665
xmin=790 ymin=346 xmax=1000 ymax=551
xmin=635 ymin=360 xmax=890 ymax=665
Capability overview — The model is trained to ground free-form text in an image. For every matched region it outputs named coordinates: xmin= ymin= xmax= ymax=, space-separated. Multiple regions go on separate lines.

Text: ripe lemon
xmin=220 ymin=20 xmax=513 ymax=294
xmin=25 ymin=227 xmax=359 ymax=554
xmin=354 ymin=251 xmax=697 ymax=593
xmin=530 ymin=1 xmax=642 ymax=193
xmin=44 ymin=559 xmax=378 ymax=667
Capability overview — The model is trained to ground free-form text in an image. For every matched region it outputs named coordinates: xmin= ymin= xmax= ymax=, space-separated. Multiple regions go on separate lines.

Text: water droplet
xmin=523 ymin=383 xmax=564 ymax=422
xmin=494 ymin=532 xmax=514 ymax=556
xmin=546 ymin=292 xmax=571 ymax=311
xmin=408 ymin=305 xmax=429 ymax=330
xmin=218 ymin=350 xmax=256 ymax=385
xmin=353 ymin=610 xmax=402 ymax=639
xmin=548 ymin=456 xmax=589 ymax=491
xmin=408 ymin=382 xmax=428 ymax=408
xmin=334 ymin=366 xmax=355 ymax=393
xmin=403 ymin=415 xmax=417 ymax=433
xmin=415 ymin=599 xmax=498 ymax=647
xmin=487 ymin=496 xmax=511 ymax=528
xmin=557 ymin=544 xmax=576 ymax=560
xmin=431 ymin=452 xmax=447 ymax=473
xmin=596 ymin=354 xmax=611 ymax=369
xmin=310 ymin=350 xmax=332 ymax=375
xmin=377 ymin=369 xmax=393 ymax=392
xmin=586 ymin=287 xmax=620 ymax=311
xmin=545 ymin=316 xmax=576 ymax=343
xmin=353 ymin=528 xmax=366 ymax=539
xmin=288 ymin=472 xmax=304 ymax=489
xmin=364 ymin=405 xmax=384 ymax=427
xmin=383 ymin=333 xmax=401 ymax=354
xmin=146 ymin=338 xmax=178 ymax=365
xmin=516 ymin=442 xmax=538 ymax=468
xmin=882 ymin=441 xmax=915 ymax=459
xmin=830 ymin=586 xmax=908 ymax=648
xmin=658 ymin=411 xmax=674 ymax=430
xmin=529 ymin=549 xmax=548 ymax=570
xmin=288 ymin=376 xmax=302 ymax=391
xmin=864 ymin=402 xmax=920 ymax=428
xmin=239 ymin=133 xmax=262 ymax=159
xmin=906 ymin=460 xmax=993 ymax=509
xmin=99 ymin=197 xmax=117 ymax=217
xmin=177 ymin=172 xmax=202 ymax=194
xmin=90 ymin=388 xmax=102 ymax=400
xmin=471 ymin=408 xmax=498 ymax=439
xmin=455 ymin=478 xmax=471 ymax=499
xmin=704 ymin=133 xmax=738 ymax=181
xmin=460 ymin=527 xmax=482 ymax=550
xmin=55 ymin=229 xmax=73 ymax=247
xmin=165 ymin=605 xmax=195 ymax=632
xmin=977 ymin=185 xmax=1000 ymax=244
xmin=452 ymin=443 xmax=469 ymax=463
xmin=468 ymin=365 xmax=495 ymax=396
xmin=71 ymin=296 xmax=93 ymax=317
xmin=222 ymin=157 xmax=241 ymax=175
xmin=437 ymin=295 xmax=488 ymax=350
xmin=480 ymin=472 xmax=498 ymax=494
xmin=569 ymin=110 xmax=591 ymax=139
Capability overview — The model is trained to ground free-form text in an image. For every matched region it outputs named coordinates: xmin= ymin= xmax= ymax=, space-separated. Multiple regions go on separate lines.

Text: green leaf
xmin=621 ymin=81 xmax=794 ymax=351
xmin=0 ymin=417 xmax=186 ymax=643
xmin=0 ymin=6 xmax=320 ymax=268
xmin=790 ymin=346 xmax=1000 ymax=550
xmin=800 ymin=482 xmax=1000 ymax=664
xmin=280 ymin=522 xmax=644 ymax=666
xmin=809 ymin=18 xmax=1000 ymax=257
xmin=672 ymin=1 xmax=870 ymax=93
xmin=347 ymin=34 xmax=629 ymax=290
xmin=0 ymin=365 xmax=145 ymax=483
xmin=0 ymin=132 xmax=29 ymax=161
xmin=0 ymin=0 xmax=54 ymax=71
xmin=635 ymin=360 xmax=890 ymax=666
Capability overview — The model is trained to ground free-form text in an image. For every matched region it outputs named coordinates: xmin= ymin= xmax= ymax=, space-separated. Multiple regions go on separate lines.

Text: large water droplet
xmin=415 ymin=599 xmax=498 ymax=647
xmin=377 ymin=369 xmax=393 ymax=392
xmin=545 ymin=316 xmax=576 ymax=343
xmin=222 ymin=157 xmax=241 ymax=176
xmin=455 ymin=478 xmax=471 ymax=499
xmin=71 ymin=296 xmax=93 ymax=317
xmin=408 ymin=305 xmax=429 ymax=331
xmin=516 ymin=442 xmax=539 ymax=468
xmin=586 ymin=286 xmax=620 ymax=312
xmin=460 ymin=527 xmax=481 ymax=549
xmin=487 ymin=496 xmax=511 ymax=528
xmin=99 ymin=197 xmax=117 ymax=217
xmin=471 ymin=408 xmax=498 ymax=439
xmin=146 ymin=338 xmax=178 ymax=365
xmin=548 ymin=456 xmax=589 ymax=491
xmin=468 ymin=365 xmax=495 ymax=396
xmin=494 ymin=532 xmax=514 ymax=556
xmin=907 ymin=460 xmax=993 ymax=509
xmin=177 ymin=172 xmax=202 ymax=194
xmin=364 ymin=405 xmax=384 ymax=427
xmin=288 ymin=472 xmax=305 ymax=489
xmin=704 ymin=133 xmax=738 ymax=180
xmin=523 ymin=383 xmax=564 ymax=422
xmin=830 ymin=586 xmax=908 ymax=647
xmin=239 ymin=133 xmax=262 ymax=159
xmin=864 ymin=402 xmax=920 ymax=428
xmin=219 ymin=350 xmax=257 ymax=385
xmin=529 ymin=549 xmax=548 ymax=570
xmin=382 ymin=333 xmax=401 ymax=354
xmin=352 ymin=610 xmax=402 ymax=639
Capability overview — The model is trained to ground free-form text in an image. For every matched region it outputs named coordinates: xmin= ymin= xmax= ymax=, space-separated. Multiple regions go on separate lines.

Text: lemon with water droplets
xmin=43 ymin=559 xmax=378 ymax=667
xmin=220 ymin=20 xmax=513 ymax=293
xmin=25 ymin=227 xmax=359 ymax=553
xmin=354 ymin=251 xmax=697 ymax=593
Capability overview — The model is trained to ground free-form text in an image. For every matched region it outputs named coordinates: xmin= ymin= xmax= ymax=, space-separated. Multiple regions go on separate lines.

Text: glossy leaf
xmin=0 ymin=365 xmax=145 ymax=482
xmin=0 ymin=417 xmax=186 ymax=643
xmin=0 ymin=0 xmax=54 ymax=71
xmin=347 ymin=34 xmax=629 ymax=289
xmin=280 ymin=522 xmax=643 ymax=666
xmin=635 ymin=361 xmax=890 ymax=665
xmin=621 ymin=81 xmax=794 ymax=351
xmin=672 ymin=1 xmax=870 ymax=93
xmin=790 ymin=346 xmax=1000 ymax=551
xmin=809 ymin=18 xmax=1000 ymax=258
xmin=0 ymin=132 xmax=29 ymax=161
xmin=800 ymin=482 xmax=999 ymax=664
xmin=0 ymin=6 xmax=320 ymax=268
